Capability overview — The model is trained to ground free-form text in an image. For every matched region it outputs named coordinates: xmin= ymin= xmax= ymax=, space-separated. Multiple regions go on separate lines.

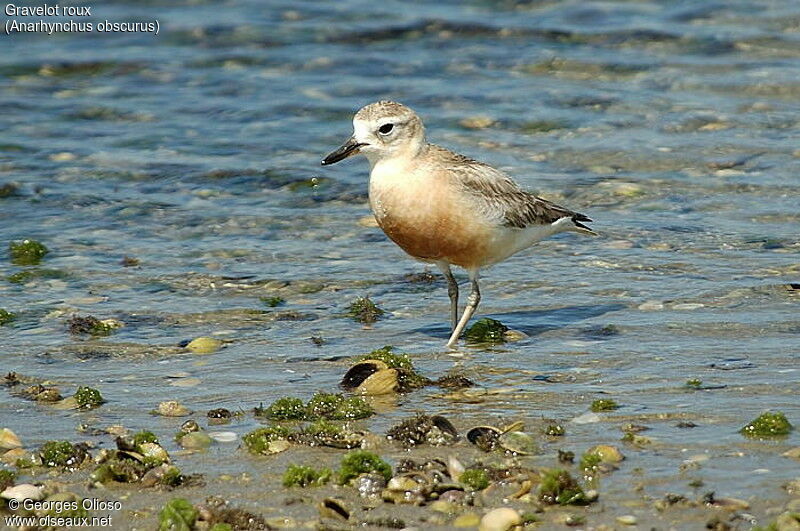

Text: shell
xmin=208 ymin=431 xmax=237 ymax=443
xmin=498 ymin=431 xmax=540 ymax=456
xmin=357 ymin=368 xmax=400 ymax=395
xmin=466 ymin=426 xmax=501 ymax=452
xmin=341 ymin=360 xmax=388 ymax=390
xmin=447 ymin=455 xmax=465 ymax=482
xmin=138 ymin=442 xmax=170 ymax=464
xmin=479 ymin=507 xmax=522 ymax=531
xmin=318 ymin=498 xmax=350 ymax=521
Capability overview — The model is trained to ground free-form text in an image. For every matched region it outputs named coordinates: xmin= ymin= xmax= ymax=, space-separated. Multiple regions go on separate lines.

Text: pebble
xmin=1 ymin=484 xmax=43 ymax=502
xmin=617 ymin=515 xmax=637 ymax=525
xmin=0 ymin=428 xmax=21 ymax=451
xmin=155 ymin=400 xmax=192 ymax=417
xmin=479 ymin=507 xmax=521 ymax=531
xmin=186 ymin=337 xmax=223 ymax=354
xmin=453 ymin=513 xmax=481 ymax=528
xmin=783 ymin=447 xmax=800 ymax=460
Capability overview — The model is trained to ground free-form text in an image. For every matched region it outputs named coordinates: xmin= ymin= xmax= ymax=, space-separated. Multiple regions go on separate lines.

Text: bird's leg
xmin=446 ymin=271 xmax=480 ymax=348
xmin=436 ymin=262 xmax=459 ymax=333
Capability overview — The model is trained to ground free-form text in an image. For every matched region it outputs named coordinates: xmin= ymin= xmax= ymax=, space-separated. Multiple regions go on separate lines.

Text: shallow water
xmin=1 ymin=0 xmax=799 ymax=528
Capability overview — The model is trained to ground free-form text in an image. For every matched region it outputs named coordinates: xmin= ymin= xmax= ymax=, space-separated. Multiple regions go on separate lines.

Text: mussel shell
xmin=318 ymin=497 xmax=350 ymax=521
xmin=466 ymin=426 xmax=501 ymax=452
xmin=430 ymin=416 xmax=458 ymax=439
xmin=357 ymin=368 xmax=399 ymax=395
xmin=340 ymin=360 xmax=389 ymax=390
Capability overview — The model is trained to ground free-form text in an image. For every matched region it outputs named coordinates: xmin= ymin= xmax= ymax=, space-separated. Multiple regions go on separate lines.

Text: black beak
xmin=321 ymin=136 xmax=367 ymax=166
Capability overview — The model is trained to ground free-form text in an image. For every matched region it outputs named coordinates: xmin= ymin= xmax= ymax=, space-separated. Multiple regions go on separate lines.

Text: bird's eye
xmin=378 ymin=123 xmax=394 ymax=135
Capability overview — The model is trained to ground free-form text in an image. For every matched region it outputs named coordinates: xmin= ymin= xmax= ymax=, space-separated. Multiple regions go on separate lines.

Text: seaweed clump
xmin=74 ymin=386 xmax=105 ymax=409
xmin=242 ymin=426 xmax=290 ymax=455
xmin=68 ymin=315 xmax=118 ymax=336
xmin=538 ymin=468 xmax=591 ymax=506
xmin=337 ymin=450 xmax=392 ymax=485
xmin=459 ymin=469 xmax=489 ymax=491
xmin=256 ymin=392 xmax=373 ymax=422
xmin=357 ymin=345 xmax=413 ymax=371
xmin=9 ymin=239 xmax=49 ymax=265
xmin=590 ymin=399 xmax=619 ymax=412
xmin=346 ymin=296 xmax=384 ymax=324
xmin=386 ymin=414 xmax=458 ymax=447
xmin=38 ymin=440 xmax=89 ymax=469
xmin=0 ymin=469 xmax=16 ymax=490
xmin=740 ymin=412 xmax=793 ymax=438
xmin=282 ymin=464 xmax=332 ymax=487
xmin=0 ymin=309 xmax=15 ymax=325
xmin=159 ymin=498 xmax=198 ymax=530
xmin=464 ymin=318 xmax=508 ymax=343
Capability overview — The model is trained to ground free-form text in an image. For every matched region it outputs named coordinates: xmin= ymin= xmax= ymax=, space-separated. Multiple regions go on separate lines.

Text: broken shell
xmin=447 ymin=455 xmax=465 ymax=482
xmin=341 ymin=360 xmax=388 ymax=389
xmin=155 ymin=401 xmax=192 ymax=417
xmin=0 ymin=428 xmax=22 ymax=451
xmin=479 ymin=507 xmax=522 ymax=531
xmin=467 ymin=426 xmax=502 ymax=452
xmin=318 ymin=498 xmax=350 ymax=521
xmin=1 ymin=483 xmax=43 ymax=502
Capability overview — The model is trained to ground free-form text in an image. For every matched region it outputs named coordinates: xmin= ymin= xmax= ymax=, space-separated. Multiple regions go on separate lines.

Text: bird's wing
xmin=429 ymin=145 xmax=593 ymax=231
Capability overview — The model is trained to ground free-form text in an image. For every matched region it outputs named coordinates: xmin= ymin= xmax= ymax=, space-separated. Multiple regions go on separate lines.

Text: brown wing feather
xmin=428 ymin=144 xmax=592 ymax=229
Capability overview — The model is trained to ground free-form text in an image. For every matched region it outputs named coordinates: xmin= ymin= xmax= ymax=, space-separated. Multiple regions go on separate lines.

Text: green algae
xmin=346 ymin=296 xmax=384 ymax=324
xmin=337 ymin=450 xmax=392 ymax=485
xmin=545 ymin=424 xmax=566 ymax=436
xmin=261 ymin=397 xmax=307 ymax=420
xmin=685 ymin=378 xmax=702 ymax=389
xmin=459 ymin=469 xmax=489 ymax=491
xmin=464 ymin=318 xmax=508 ymax=343
xmin=9 ymin=239 xmax=48 ymax=265
xmin=68 ymin=315 xmax=117 ymax=336
xmin=0 ymin=469 xmax=15 ymax=490
xmin=357 ymin=345 xmax=414 ymax=371
xmin=282 ymin=464 xmax=332 ymax=487
xmin=590 ymin=399 xmax=620 ymax=412
xmin=260 ymin=296 xmax=285 ymax=307
xmin=7 ymin=268 xmax=69 ymax=284
xmin=579 ymin=452 xmax=602 ymax=481
xmin=39 ymin=440 xmax=86 ymax=468
xmin=133 ymin=430 xmax=159 ymax=449
xmin=257 ymin=393 xmax=373 ymax=422
xmin=74 ymin=386 xmax=105 ymax=409
xmin=538 ymin=468 xmax=590 ymax=506
xmin=158 ymin=498 xmax=197 ymax=531
xmin=242 ymin=426 xmax=290 ymax=455
xmin=740 ymin=411 xmax=793 ymax=438
xmin=0 ymin=309 xmax=15 ymax=325
xmin=305 ymin=392 xmax=373 ymax=421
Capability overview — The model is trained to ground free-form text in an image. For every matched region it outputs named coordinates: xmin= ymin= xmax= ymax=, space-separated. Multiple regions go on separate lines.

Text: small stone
xmin=617 ymin=515 xmax=637 ymax=525
xmin=178 ymin=432 xmax=212 ymax=450
xmin=783 ymin=447 xmax=800 ymax=460
xmin=186 ymin=337 xmax=222 ymax=354
xmin=588 ymin=444 xmax=624 ymax=463
xmin=453 ymin=512 xmax=481 ymax=528
xmin=460 ymin=116 xmax=496 ymax=129
xmin=638 ymin=300 xmax=664 ymax=311
xmin=1 ymin=484 xmax=43 ymax=502
xmin=0 ymin=429 xmax=21 ymax=451
xmin=479 ymin=508 xmax=521 ymax=531
xmin=155 ymin=401 xmax=192 ymax=417
xmin=2 ymin=448 xmax=26 ymax=465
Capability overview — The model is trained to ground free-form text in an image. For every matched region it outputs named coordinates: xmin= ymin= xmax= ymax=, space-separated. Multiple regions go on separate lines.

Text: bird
xmin=321 ymin=101 xmax=595 ymax=348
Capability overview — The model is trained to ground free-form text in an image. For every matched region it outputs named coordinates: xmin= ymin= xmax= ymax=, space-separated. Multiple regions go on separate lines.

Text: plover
xmin=322 ymin=101 xmax=595 ymax=348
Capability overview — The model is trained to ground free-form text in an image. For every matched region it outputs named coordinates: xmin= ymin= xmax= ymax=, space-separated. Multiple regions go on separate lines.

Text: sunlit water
xmin=1 ymin=0 xmax=799 ymax=527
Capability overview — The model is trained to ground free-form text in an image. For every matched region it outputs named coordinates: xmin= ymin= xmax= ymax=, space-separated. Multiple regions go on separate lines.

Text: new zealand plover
xmin=322 ymin=101 xmax=595 ymax=347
